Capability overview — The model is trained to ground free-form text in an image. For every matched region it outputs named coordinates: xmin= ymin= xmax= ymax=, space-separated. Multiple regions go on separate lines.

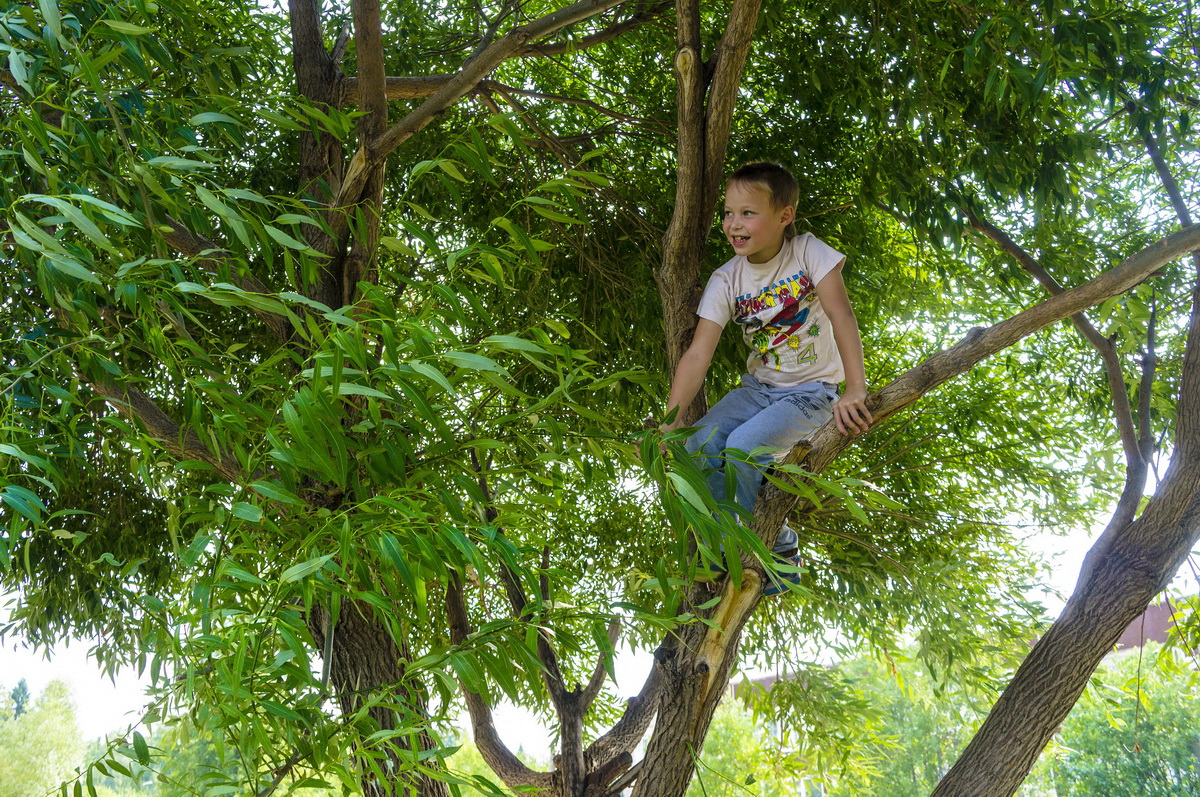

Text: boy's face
xmin=722 ymin=181 xmax=794 ymax=264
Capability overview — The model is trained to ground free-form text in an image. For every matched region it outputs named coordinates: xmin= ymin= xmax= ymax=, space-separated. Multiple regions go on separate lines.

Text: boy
xmin=661 ymin=162 xmax=873 ymax=595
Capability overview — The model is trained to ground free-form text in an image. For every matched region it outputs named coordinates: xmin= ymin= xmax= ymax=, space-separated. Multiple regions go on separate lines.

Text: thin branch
xmin=88 ymin=381 xmax=249 ymax=484
xmin=1142 ymin=125 xmax=1195 ymax=228
xmin=469 ymin=451 xmax=568 ymax=706
xmin=579 ymin=618 xmax=622 ymax=710
xmin=481 ymin=80 xmax=664 ymax=129
xmin=331 ymin=0 xmax=630 ymax=240
xmin=330 ymin=23 xmax=352 ymax=65
xmin=161 ymin=217 xmax=292 ymax=342
xmin=467 ymin=0 xmax=517 ymax=63
xmin=1138 ymin=292 xmax=1158 ymax=455
xmin=516 ymin=2 xmax=672 ymax=57
xmin=965 ymin=209 xmax=1143 ymax=469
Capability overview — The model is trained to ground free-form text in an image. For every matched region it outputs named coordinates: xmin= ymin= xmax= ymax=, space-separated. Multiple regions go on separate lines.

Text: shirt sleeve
xmin=802 ymin=235 xmax=847 ymax=286
xmin=695 ymin=268 xmax=733 ymax=327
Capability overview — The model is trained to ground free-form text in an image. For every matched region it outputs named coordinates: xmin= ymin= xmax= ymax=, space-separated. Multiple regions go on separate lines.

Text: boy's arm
xmin=660 ymin=318 xmax=724 ymax=433
xmin=814 ymin=268 xmax=873 ymax=435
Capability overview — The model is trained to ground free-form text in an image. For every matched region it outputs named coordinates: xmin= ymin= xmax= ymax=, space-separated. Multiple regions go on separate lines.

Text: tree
xmin=2 ymin=1 xmax=1198 ymax=796
xmin=1048 ymin=644 xmax=1200 ymax=796
xmin=0 ymin=680 xmax=84 ymax=796
xmin=10 ymin=678 xmax=30 ymax=718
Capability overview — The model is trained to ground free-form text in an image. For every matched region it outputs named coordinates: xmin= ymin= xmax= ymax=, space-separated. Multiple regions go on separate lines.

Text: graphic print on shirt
xmin=733 ymin=271 xmax=818 ymax=370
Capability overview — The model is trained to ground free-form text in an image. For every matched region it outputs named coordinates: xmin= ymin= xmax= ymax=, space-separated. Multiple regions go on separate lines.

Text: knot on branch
xmin=674 ymin=45 xmax=698 ymax=80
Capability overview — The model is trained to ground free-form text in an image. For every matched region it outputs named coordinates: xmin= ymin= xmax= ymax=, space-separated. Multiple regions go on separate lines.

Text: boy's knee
xmin=725 ymin=427 xmax=769 ymax=458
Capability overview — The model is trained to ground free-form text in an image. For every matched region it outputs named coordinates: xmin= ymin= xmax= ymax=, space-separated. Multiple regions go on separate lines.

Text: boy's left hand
xmin=833 ymin=386 xmax=873 ymax=435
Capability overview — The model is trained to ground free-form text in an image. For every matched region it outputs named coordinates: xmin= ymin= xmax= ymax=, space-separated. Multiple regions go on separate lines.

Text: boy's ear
xmin=779 ymin=204 xmax=795 ymax=227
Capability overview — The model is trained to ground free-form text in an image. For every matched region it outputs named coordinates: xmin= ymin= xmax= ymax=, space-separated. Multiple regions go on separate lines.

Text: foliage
xmin=686 ymin=699 xmax=808 ymax=797
xmin=799 ymin=645 xmax=1199 ymax=796
xmin=0 ymin=680 xmax=84 ymax=796
xmin=0 ymin=0 xmax=1195 ymax=793
xmin=1046 ymin=644 xmax=1200 ymax=796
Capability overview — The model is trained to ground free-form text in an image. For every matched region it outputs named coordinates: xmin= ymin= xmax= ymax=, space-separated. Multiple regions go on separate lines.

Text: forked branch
xmin=445 ymin=575 xmax=553 ymax=790
xmin=965 ymin=209 xmax=1147 ymax=524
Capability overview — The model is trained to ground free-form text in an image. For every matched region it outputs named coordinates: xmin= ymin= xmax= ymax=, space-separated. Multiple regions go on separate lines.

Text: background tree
xmin=10 ymin=678 xmax=30 ymax=718
xmin=1 ymin=0 xmax=1198 ymax=795
xmin=0 ymin=680 xmax=84 ymax=796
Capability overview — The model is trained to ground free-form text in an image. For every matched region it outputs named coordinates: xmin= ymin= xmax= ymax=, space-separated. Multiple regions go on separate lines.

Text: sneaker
xmin=763 ymin=549 xmax=803 ymax=597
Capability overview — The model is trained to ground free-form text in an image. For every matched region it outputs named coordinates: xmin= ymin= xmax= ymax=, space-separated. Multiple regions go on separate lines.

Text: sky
xmin=7 ymin=520 xmax=1187 ymax=762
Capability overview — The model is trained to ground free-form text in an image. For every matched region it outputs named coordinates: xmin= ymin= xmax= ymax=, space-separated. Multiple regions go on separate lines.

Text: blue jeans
xmin=685 ymin=374 xmax=838 ymax=552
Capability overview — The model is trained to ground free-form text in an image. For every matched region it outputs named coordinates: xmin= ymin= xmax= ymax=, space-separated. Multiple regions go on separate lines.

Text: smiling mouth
xmin=731 ymin=235 xmax=749 ymax=244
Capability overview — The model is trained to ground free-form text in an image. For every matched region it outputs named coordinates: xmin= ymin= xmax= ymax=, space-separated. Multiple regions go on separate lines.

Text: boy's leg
xmin=684 ymin=376 xmax=770 ymax=503
xmin=724 ymin=382 xmax=839 ymax=552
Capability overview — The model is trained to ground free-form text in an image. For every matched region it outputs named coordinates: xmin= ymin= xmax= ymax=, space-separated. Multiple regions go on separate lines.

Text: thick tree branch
xmin=337 ymin=0 xmax=389 ymax=305
xmin=288 ymin=0 xmax=346 ymax=308
xmin=88 ymin=381 xmax=248 ymax=484
xmin=935 ymin=249 xmax=1200 ymax=797
xmin=351 ymin=0 xmax=387 ymax=138
xmin=343 ymin=75 xmax=454 ymax=101
xmin=798 ymin=224 xmax=1200 ymax=476
xmin=701 ymin=0 xmax=763 ymax=203
xmin=752 ymin=224 xmax=1200 ymax=545
xmin=584 ymin=661 xmax=664 ymax=767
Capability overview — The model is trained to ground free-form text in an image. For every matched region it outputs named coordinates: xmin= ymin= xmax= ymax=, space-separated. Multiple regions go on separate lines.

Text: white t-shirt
xmin=696 ymin=233 xmax=846 ymax=388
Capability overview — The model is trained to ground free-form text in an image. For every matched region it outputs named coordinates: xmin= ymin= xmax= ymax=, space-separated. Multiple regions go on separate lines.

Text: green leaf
xmin=189 ymin=112 xmax=240 ymax=126
xmin=483 ymin=334 xmax=548 ymax=354
xmin=25 ymin=195 xmax=117 ymax=253
xmin=280 ymin=554 xmax=334 ymax=583
xmin=260 ymin=699 xmax=304 ymax=723
xmin=0 ymin=444 xmax=50 ymax=471
xmin=219 ymin=562 xmax=265 ymax=585
xmin=102 ymin=20 xmax=154 ymax=35
xmin=44 ymin=253 xmax=102 ymax=285
xmin=263 ymin=224 xmax=312 ymax=251
xmin=37 ymin=0 xmax=62 ymax=41
xmin=668 ymin=471 xmax=711 ymax=513
xmin=336 ymin=383 xmax=394 ymax=401
xmin=408 ymin=361 xmax=456 ymax=395
xmin=231 ymin=502 xmax=263 ymax=522
xmin=132 ymin=731 xmax=150 ymax=766
xmin=443 ymin=351 xmax=507 ymax=374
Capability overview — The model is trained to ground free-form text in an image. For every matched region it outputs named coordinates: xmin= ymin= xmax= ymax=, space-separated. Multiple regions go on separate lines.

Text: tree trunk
xmin=310 ymin=601 xmax=451 ymax=797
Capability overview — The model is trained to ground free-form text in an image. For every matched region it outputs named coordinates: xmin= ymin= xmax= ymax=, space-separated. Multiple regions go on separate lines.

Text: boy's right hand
xmin=833 ymin=386 xmax=873 ymax=435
